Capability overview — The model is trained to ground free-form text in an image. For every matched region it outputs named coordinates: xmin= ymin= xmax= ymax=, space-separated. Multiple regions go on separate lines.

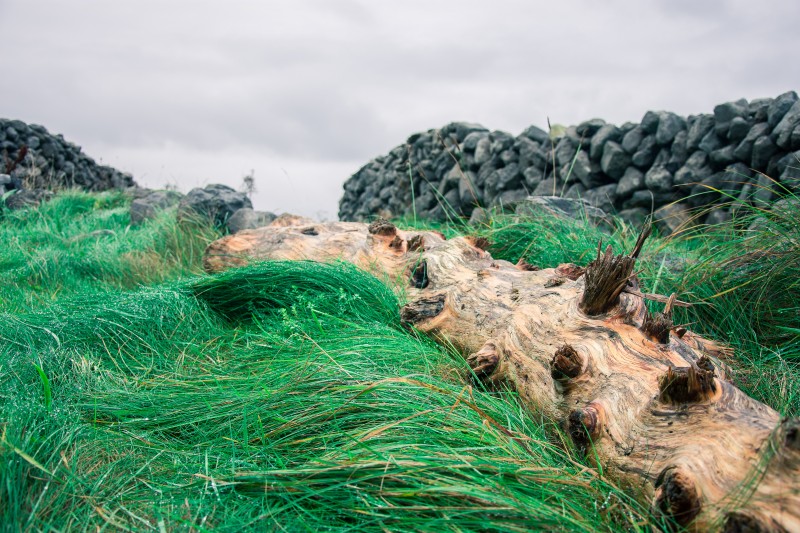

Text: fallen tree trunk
xmin=204 ymin=217 xmax=799 ymax=532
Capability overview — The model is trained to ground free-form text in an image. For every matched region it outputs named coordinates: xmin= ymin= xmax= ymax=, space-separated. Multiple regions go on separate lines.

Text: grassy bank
xmin=1 ymin=189 xmax=797 ymax=530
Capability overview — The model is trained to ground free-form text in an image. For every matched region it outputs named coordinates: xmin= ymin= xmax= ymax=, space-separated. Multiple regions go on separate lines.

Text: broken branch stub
xmin=203 ymin=219 xmax=800 ymax=531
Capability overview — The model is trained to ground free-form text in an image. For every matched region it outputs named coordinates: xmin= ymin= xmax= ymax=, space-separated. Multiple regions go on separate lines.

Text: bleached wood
xmin=204 ymin=219 xmax=799 ymax=532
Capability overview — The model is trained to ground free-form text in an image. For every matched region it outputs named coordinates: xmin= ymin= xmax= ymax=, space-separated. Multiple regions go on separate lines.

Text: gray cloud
xmin=1 ymin=0 xmax=798 ymax=217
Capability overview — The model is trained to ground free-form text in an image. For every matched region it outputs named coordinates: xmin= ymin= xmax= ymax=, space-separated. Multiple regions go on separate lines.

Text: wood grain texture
xmin=204 ymin=219 xmax=799 ymax=532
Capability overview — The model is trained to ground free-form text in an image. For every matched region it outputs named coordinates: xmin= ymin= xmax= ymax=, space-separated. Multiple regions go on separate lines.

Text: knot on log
xmin=550 ymin=344 xmax=583 ymax=381
xmin=568 ymin=403 xmax=604 ymax=453
xmin=368 ymin=218 xmax=397 ymax=237
xmin=783 ymin=418 xmax=800 ymax=452
xmin=654 ymin=466 xmax=703 ymax=528
xmin=659 ymin=356 xmax=717 ymax=404
xmin=467 ymin=342 xmax=500 ymax=379
xmin=466 ymin=236 xmax=490 ymax=251
xmin=407 ymin=234 xmax=425 ymax=252
xmin=722 ymin=512 xmax=780 ymax=533
xmin=579 ymin=243 xmax=636 ymax=316
xmin=400 ymin=294 xmax=445 ymax=325
xmin=409 ymin=260 xmax=429 ymax=289
xmin=555 ymin=262 xmax=584 ymax=280
xmin=516 ymin=258 xmax=539 ymax=271
xmin=642 ymin=293 xmax=677 ymax=343
xmin=580 ymin=224 xmax=651 ymax=316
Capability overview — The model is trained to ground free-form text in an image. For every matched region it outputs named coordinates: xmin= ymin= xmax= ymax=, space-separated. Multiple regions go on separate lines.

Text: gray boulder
xmin=773 ymin=100 xmax=800 ymax=150
xmin=686 ymin=114 xmax=715 ymax=151
xmin=644 ymin=166 xmax=673 ymax=192
xmin=752 ymin=135 xmax=779 ymax=170
xmin=130 ymin=190 xmax=183 ymax=225
xmin=582 ymin=184 xmax=617 ymax=214
xmin=654 ymin=203 xmax=693 ymax=236
xmin=576 ymin=118 xmax=606 ymax=138
xmin=767 ymin=91 xmax=799 ymax=128
xmin=4 ymin=188 xmax=54 ymax=210
xmin=515 ymin=195 xmax=612 ymax=229
xmin=655 ymin=112 xmax=686 ymax=145
xmin=640 ymin=111 xmax=661 ymax=134
xmin=727 ymin=117 xmax=751 ymax=142
xmin=713 ymin=98 xmax=748 ymax=138
xmin=520 ymin=125 xmax=549 ymax=144
xmin=631 ymin=135 xmax=658 ymax=168
xmin=621 ymin=126 xmax=644 ymax=154
xmin=674 ymin=151 xmax=713 ymax=187
xmin=473 ymin=137 xmax=492 ymax=166
xmin=178 ymin=184 xmax=252 ymax=227
xmin=616 ymin=167 xmax=645 ymax=197
xmin=600 ymin=141 xmax=630 ymax=179
xmin=618 ymin=207 xmax=649 ymax=229
xmin=227 ymin=208 xmax=277 ymax=233
xmin=733 ymin=122 xmax=770 ymax=162
xmin=589 ymin=124 xmax=621 ymax=160
xmin=704 ymin=208 xmax=732 ymax=226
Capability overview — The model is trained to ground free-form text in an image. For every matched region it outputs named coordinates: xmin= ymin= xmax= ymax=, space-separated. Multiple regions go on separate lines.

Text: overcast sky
xmin=1 ymin=0 xmax=797 ymax=219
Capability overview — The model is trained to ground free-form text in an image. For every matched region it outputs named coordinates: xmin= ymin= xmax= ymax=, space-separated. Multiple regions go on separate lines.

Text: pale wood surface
xmin=204 ymin=219 xmax=799 ymax=532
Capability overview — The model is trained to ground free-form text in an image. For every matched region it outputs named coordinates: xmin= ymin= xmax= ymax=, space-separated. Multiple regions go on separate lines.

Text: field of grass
xmin=1 ymin=189 xmax=797 ymax=531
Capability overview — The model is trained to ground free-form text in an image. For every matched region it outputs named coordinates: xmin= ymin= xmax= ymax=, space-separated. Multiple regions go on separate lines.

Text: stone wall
xmin=0 ymin=118 xmax=135 ymax=199
xmin=339 ymin=92 xmax=800 ymax=229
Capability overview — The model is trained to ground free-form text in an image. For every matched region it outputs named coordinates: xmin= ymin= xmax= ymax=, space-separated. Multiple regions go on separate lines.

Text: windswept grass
xmin=1 ymin=188 xmax=797 ymax=531
xmin=0 ymin=189 xmax=221 ymax=313
xmin=0 ymin=261 xmax=660 ymax=531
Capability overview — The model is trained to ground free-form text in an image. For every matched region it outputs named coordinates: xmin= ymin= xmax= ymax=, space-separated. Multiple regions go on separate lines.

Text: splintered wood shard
xmin=203 ymin=219 xmax=800 ymax=531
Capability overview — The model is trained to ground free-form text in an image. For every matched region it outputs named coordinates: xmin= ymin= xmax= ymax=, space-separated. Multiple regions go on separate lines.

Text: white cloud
xmin=1 ymin=0 xmax=797 ymax=217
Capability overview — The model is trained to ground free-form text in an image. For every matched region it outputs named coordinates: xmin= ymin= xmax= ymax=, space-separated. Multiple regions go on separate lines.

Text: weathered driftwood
xmin=204 ymin=217 xmax=799 ymax=532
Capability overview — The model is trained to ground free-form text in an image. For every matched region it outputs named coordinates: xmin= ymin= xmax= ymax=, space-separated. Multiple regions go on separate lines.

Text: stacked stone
xmin=339 ymin=92 xmax=800 ymax=230
xmin=0 ymin=118 xmax=135 ymax=199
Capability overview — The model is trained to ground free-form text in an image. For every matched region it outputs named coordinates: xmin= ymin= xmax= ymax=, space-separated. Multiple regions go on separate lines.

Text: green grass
xmin=1 ymin=188 xmax=797 ymax=531
xmin=0 ymin=189 xmax=221 ymax=313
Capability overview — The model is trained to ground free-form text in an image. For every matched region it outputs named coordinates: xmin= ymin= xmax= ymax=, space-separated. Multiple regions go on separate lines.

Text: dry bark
xmin=204 ymin=217 xmax=800 ymax=532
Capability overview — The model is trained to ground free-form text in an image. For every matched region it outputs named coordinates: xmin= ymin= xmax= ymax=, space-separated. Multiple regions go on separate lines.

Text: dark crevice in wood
xmin=782 ymin=417 xmax=800 ymax=452
xmin=300 ymin=226 xmax=319 ymax=236
xmin=654 ymin=466 xmax=703 ymax=528
xmin=400 ymin=294 xmax=445 ymax=324
xmin=722 ymin=512 xmax=783 ymax=533
xmin=659 ymin=356 xmax=717 ymax=404
xmin=410 ymin=260 xmax=429 ymax=289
